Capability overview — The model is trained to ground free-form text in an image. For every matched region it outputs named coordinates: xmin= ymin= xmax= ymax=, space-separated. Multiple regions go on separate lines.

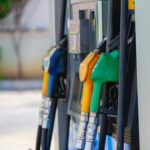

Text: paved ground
xmin=0 ymin=90 xmax=41 ymax=150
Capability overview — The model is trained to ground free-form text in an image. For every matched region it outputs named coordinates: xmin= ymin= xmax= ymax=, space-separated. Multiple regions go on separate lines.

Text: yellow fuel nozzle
xmin=42 ymin=72 xmax=49 ymax=97
xmin=77 ymin=51 xmax=100 ymax=149
xmin=41 ymin=47 xmax=57 ymax=97
xmin=79 ymin=51 xmax=100 ymax=113
xmin=128 ymin=0 xmax=135 ymax=11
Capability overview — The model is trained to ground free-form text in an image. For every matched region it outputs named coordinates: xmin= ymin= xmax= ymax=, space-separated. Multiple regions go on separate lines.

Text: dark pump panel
xmin=67 ymin=53 xmax=87 ymax=121
xmin=67 ymin=1 xmax=96 ymax=122
xmin=89 ymin=10 xmax=96 ymax=51
xmin=69 ymin=20 xmax=90 ymax=54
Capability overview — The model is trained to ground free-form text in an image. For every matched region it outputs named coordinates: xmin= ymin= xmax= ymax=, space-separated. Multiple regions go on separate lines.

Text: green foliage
xmin=0 ymin=46 xmax=5 ymax=80
xmin=0 ymin=0 xmax=11 ymax=19
xmin=0 ymin=74 xmax=5 ymax=80
xmin=0 ymin=46 xmax=2 ymax=61
xmin=0 ymin=0 xmax=22 ymax=19
xmin=13 ymin=0 xmax=22 ymax=4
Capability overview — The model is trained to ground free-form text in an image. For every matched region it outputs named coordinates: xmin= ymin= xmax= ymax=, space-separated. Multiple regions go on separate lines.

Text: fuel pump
xmin=95 ymin=0 xmax=138 ymax=149
xmin=85 ymin=50 xmax=119 ymax=150
xmin=117 ymin=0 xmax=138 ymax=149
xmin=35 ymin=47 xmax=56 ymax=150
xmin=41 ymin=44 xmax=67 ymax=150
xmin=41 ymin=48 xmax=58 ymax=150
xmin=77 ymin=50 xmax=100 ymax=150
xmin=35 ymin=38 xmax=67 ymax=150
xmin=116 ymin=0 xmax=128 ymax=149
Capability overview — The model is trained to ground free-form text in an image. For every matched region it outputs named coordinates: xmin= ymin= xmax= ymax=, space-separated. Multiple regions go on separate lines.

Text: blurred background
xmin=0 ymin=0 xmax=56 ymax=149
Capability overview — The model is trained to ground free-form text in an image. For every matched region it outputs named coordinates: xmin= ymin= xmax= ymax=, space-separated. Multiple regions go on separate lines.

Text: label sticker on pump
xmin=128 ymin=0 xmax=135 ymax=11
xmin=44 ymin=56 xmax=50 ymax=72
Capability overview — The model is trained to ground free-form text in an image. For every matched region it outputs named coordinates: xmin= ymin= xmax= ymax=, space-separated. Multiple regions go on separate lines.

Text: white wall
xmin=136 ymin=0 xmax=150 ymax=149
xmin=0 ymin=0 xmax=56 ymax=79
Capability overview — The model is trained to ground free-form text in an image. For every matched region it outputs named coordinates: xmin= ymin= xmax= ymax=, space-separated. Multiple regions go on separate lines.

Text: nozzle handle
xmin=81 ymin=80 xmax=94 ymax=112
xmin=42 ymin=72 xmax=49 ymax=97
xmin=47 ymin=74 xmax=58 ymax=98
xmin=90 ymin=82 xmax=103 ymax=113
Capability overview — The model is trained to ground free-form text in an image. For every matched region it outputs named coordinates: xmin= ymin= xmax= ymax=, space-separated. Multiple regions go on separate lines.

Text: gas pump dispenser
xmin=35 ymin=38 xmax=67 ymax=150
xmin=95 ymin=0 xmax=139 ymax=149
xmin=41 ymin=43 xmax=67 ymax=150
xmin=35 ymin=47 xmax=57 ymax=150
xmin=35 ymin=0 xmax=139 ymax=149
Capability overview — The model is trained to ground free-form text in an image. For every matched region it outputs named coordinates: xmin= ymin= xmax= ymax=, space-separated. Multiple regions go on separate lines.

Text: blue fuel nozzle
xmin=47 ymin=48 xmax=67 ymax=98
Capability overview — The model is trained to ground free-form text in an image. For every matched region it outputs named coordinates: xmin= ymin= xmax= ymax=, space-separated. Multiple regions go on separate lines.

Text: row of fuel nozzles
xmin=77 ymin=49 xmax=119 ymax=150
xmin=39 ymin=47 xmax=119 ymax=150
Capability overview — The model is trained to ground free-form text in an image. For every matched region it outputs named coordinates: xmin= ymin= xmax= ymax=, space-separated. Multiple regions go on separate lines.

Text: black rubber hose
xmin=106 ymin=0 xmax=114 ymax=52
xmin=41 ymin=128 xmax=48 ymax=150
xmin=98 ymin=0 xmax=114 ymax=149
xmin=35 ymin=125 xmax=42 ymax=150
xmin=64 ymin=115 xmax=70 ymax=150
xmin=98 ymin=87 xmax=109 ymax=150
xmin=46 ymin=98 xmax=58 ymax=150
xmin=116 ymin=0 xmax=128 ymax=149
xmin=59 ymin=0 xmax=67 ymax=39
xmin=41 ymin=98 xmax=58 ymax=150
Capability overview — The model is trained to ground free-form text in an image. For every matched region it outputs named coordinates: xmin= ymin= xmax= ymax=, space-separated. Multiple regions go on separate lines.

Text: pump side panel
xmin=136 ymin=1 xmax=150 ymax=149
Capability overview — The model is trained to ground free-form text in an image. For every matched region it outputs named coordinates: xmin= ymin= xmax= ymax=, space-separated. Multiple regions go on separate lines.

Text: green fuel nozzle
xmin=85 ymin=50 xmax=119 ymax=150
xmin=90 ymin=50 xmax=119 ymax=112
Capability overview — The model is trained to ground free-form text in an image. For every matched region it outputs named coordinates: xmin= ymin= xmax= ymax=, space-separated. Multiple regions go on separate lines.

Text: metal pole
xmin=116 ymin=0 xmax=128 ymax=149
xmin=98 ymin=0 xmax=114 ymax=149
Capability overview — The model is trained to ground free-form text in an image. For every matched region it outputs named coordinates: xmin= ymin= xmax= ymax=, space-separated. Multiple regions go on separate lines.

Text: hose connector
xmin=77 ymin=112 xmax=89 ymax=149
xmin=85 ymin=113 xmax=98 ymax=150
xmin=42 ymin=98 xmax=52 ymax=129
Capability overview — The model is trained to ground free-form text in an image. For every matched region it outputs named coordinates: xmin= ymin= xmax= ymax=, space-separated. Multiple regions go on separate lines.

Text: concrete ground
xmin=0 ymin=90 xmax=41 ymax=150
